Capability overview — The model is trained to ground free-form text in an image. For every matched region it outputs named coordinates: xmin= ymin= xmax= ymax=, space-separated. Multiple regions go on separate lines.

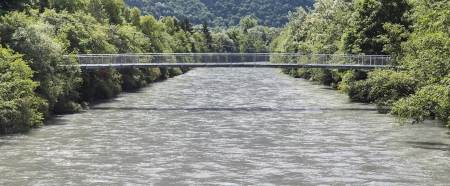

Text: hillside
xmin=123 ymin=0 xmax=314 ymax=27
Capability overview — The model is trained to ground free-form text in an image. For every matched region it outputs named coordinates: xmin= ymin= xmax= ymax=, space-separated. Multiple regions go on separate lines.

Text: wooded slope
xmin=123 ymin=0 xmax=314 ymax=27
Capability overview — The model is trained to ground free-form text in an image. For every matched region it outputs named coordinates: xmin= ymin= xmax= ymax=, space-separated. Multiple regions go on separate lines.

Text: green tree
xmin=88 ymin=0 xmax=107 ymax=24
xmin=43 ymin=10 xmax=117 ymax=54
xmin=0 ymin=11 xmax=34 ymax=47
xmin=0 ymin=0 xmax=33 ymax=13
xmin=161 ymin=16 xmax=179 ymax=35
xmin=10 ymin=19 xmax=84 ymax=115
xmin=170 ymin=30 xmax=191 ymax=53
xmin=390 ymin=0 xmax=450 ymax=129
xmin=109 ymin=25 xmax=151 ymax=53
xmin=392 ymin=83 xmax=450 ymax=127
xmin=130 ymin=7 xmax=141 ymax=28
xmin=50 ymin=0 xmax=88 ymax=13
xmin=339 ymin=69 xmax=418 ymax=111
xmin=225 ymin=29 xmax=240 ymax=52
xmin=202 ymin=21 xmax=212 ymax=51
xmin=192 ymin=32 xmax=207 ymax=52
xmin=0 ymin=46 xmax=44 ymax=134
xmin=101 ymin=0 xmax=125 ymax=25
xmin=273 ymin=7 xmax=310 ymax=53
xmin=341 ymin=0 xmax=411 ymax=55
xmin=239 ymin=15 xmax=257 ymax=33
xmin=399 ymin=0 xmax=450 ymax=84
xmin=212 ymin=33 xmax=234 ymax=52
xmin=80 ymin=69 xmax=122 ymax=102
xmin=180 ymin=17 xmax=193 ymax=34
xmin=140 ymin=14 xmax=168 ymax=52
xmin=39 ymin=0 xmax=50 ymax=12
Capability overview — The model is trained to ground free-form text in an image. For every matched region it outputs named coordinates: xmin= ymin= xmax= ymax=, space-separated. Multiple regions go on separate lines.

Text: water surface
xmin=1 ymin=68 xmax=449 ymax=185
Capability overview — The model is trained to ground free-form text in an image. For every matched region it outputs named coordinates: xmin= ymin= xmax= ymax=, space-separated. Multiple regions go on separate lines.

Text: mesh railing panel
xmin=66 ymin=53 xmax=391 ymax=66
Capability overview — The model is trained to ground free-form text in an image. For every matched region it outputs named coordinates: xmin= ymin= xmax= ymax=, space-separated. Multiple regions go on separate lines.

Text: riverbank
xmin=280 ymin=67 xmax=449 ymax=133
xmin=270 ymin=1 xmax=450 ymax=131
xmin=0 ymin=65 xmax=189 ymax=135
xmin=0 ymin=7 xmax=208 ymax=135
xmin=83 ymin=67 xmax=190 ymax=107
xmin=74 ymin=67 xmax=190 ymax=111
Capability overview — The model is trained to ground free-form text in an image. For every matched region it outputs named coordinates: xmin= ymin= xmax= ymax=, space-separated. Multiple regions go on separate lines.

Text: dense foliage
xmin=272 ymin=0 xmax=450 ymax=131
xmin=390 ymin=0 xmax=450 ymax=128
xmin=0 ymin=0 xmax=278 ymax=134
xmin=0 ymin=46 xmax=44 ymax=134
xmin=123 ymin=0 xmax=314 ymax=27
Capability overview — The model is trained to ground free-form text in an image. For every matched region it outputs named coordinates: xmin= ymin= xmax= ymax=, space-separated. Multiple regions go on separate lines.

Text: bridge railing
xmin=70 ymin=53 xmax=272 ymax=65
xmin=65 ymin=53 xmax=391 ymax=67
xmin=269 ymin=53 xmax=391 ymax=66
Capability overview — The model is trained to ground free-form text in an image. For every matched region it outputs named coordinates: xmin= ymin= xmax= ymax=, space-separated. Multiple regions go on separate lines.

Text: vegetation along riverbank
xmin=0 ymin=1 xmax=195 ymax=134
xmin=0 ymin=0 xmax=277 ymax=134
xmin=270 ymin=0 xmax=450 ymax=131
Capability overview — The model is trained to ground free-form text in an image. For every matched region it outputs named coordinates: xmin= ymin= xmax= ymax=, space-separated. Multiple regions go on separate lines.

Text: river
xmin=1 ymin=68 xmax=450 ymax=185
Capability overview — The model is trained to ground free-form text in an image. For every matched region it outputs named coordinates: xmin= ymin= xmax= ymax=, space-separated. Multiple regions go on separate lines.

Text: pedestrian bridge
xmin=64 ymin=53 xmax=392 ymax=69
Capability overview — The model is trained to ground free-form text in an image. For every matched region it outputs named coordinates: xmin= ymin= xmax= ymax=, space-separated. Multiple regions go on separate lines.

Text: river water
xmin=1 ymin=68 xmax=450 ymax=185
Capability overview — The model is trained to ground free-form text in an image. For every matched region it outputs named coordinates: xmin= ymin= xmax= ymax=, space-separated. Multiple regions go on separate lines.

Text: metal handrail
xmin=63 ymin=53 xmax=392 ymax=67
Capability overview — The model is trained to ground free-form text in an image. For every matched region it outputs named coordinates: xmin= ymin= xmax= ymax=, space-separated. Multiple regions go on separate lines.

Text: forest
xmin=2 ymin=0 xmax=450 ymax=134
xmin=123 ymin=0 xmax=314 ymax=28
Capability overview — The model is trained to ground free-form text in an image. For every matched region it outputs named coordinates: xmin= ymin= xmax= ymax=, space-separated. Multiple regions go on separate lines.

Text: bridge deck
xmin=65 ymin=53 xmax=392 ymax=70
xmin=77 ymin=63 xmax=388 ymax=69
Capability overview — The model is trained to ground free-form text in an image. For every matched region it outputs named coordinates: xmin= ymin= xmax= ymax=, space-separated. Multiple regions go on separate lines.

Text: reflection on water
xmin=404 ymin=141 xmax=450 ymax=152
xmin=1 ymin=68 xmax=450 ymax=185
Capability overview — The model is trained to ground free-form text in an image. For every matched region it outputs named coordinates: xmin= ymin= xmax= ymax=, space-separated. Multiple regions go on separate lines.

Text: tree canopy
xmin=123 ymin=0 xmax=313 ymax=27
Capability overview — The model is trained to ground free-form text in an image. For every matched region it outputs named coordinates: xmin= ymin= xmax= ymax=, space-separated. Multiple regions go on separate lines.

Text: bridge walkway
xmin=63 ymin=53 xmax=392 ymax=69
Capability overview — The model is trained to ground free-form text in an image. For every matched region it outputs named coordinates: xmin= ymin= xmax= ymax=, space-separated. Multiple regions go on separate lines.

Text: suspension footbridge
xmin=64 ymin=53 xmax=392 ymax=69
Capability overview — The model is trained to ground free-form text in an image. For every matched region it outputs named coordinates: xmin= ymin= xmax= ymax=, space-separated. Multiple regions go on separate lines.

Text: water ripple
xmin=0 ymin=68 xmax=449 ymax=185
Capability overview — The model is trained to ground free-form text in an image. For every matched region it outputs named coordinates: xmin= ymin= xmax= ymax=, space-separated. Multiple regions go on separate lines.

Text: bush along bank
xmin=0 ymin=46 xmax=190 ymax=134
